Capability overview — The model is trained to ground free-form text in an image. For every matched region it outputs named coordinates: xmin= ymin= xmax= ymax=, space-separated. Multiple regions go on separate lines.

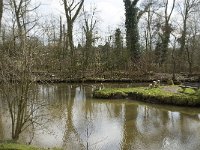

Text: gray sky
xmin=37 ymin=0 xmax=125 ymax=31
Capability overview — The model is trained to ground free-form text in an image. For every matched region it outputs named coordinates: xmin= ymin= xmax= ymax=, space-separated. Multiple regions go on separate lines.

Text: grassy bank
xmin=93 ymin=86 xmax=200 ymax=106
xmin=0 ymin=142 xmax=62 ymax=150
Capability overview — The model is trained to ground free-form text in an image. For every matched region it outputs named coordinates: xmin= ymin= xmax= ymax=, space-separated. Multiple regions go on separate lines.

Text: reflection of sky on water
xmin=74 ymin=86 xmax=86 ymax=102
xmin=72 ymin=86 xmax=123 ymax=149
xmin=1 ymin=84 xmax=200 ymax=150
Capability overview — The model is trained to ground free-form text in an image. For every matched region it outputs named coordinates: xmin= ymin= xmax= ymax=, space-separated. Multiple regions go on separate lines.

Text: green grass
xmin=179 ymin=87 xmax=196 ymax=95
xmin=93 ymin=86 xmax=200 ymax=106
xmin=0 ymin=143 xmax=62 ymax=150
xmin=0 ymin=143 xmax=40 ymax=150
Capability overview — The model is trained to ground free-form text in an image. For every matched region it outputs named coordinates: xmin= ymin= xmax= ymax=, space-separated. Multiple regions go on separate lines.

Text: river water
xmin=0 ymin=83 xmax=200 ymax=150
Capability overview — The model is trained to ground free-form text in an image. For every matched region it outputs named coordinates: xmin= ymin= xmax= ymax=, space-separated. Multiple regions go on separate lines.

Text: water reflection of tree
xmin=120 ymin=102 xmax=200 ymax=150
xmin=38 ymin=84 xmax=66 ymax=119
xmin=121 ymin=104 xmax=138 ymax=150
xmin=33 ymin=84 xmax=200 ymax=149
xmin=179 ymin=113 xmax=196 ymax=144
xmin=37 ymin=84 xmax=86 ymax=149
xmin=121 ymin=104 xmax=171 ymax=149
xmin=63 ymin=85 xmax=85 ymax=149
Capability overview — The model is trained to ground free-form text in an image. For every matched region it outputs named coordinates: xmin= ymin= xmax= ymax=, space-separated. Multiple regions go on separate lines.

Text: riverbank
xmin=93 ymin=86 xmax=200 ymax=107
xmin=33 ymin=72 xmax=200 ymax=83
xmin=2 ymin=72 xmax=200 ymax=84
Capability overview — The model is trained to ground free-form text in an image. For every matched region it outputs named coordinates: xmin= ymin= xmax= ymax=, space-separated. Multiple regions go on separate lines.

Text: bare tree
xmin=0 ymin=0 xmax=3 ymax=42
xmin=171 ymin=33 xmax=178 ymax=80
xmin=177 ymin=0 xmax=200 ymax=54
xmin=162 ymin=0 xmax=175 ymax=63
xmin=185 ymin=13 xmax=200 ymax=75
xmin=155 ymin=0 xmax=175 ymax=65
xmin=82 ymin=6 xmax=98 ymax=74
xmin=62 ymin=0 xmax=84 ymax=68
xmin=143 ymin=0 xmax=160 ymax=52
xmin=0 ymin=0 xmax=41 ymax=141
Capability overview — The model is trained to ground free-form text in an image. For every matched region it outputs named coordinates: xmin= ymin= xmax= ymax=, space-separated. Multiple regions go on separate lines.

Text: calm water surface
xmin=1 ymin=83 xmax=200 ymax=150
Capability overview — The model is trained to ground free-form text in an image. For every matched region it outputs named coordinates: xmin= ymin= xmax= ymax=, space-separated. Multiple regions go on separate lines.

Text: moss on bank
xmin=0 ymin=142 xmax=62 ymax=150
xmin=93 ymin=86 xmax=200 ymax=106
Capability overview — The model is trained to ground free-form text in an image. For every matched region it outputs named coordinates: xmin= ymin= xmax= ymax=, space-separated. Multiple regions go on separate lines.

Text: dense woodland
xmin=0 ymin=0 xmax=200 ymax=141
xmin=0 ymin=0 xmax=200 ymax=81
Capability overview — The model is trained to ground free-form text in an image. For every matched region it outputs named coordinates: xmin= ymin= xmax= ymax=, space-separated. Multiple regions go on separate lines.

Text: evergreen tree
xmin=114 ymin=28 xmax=123 ymax=69
xmin=124 ymin=0 xmax=140 ymax=62
xmin=114 ymin=28 xmax=123 ymax=51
